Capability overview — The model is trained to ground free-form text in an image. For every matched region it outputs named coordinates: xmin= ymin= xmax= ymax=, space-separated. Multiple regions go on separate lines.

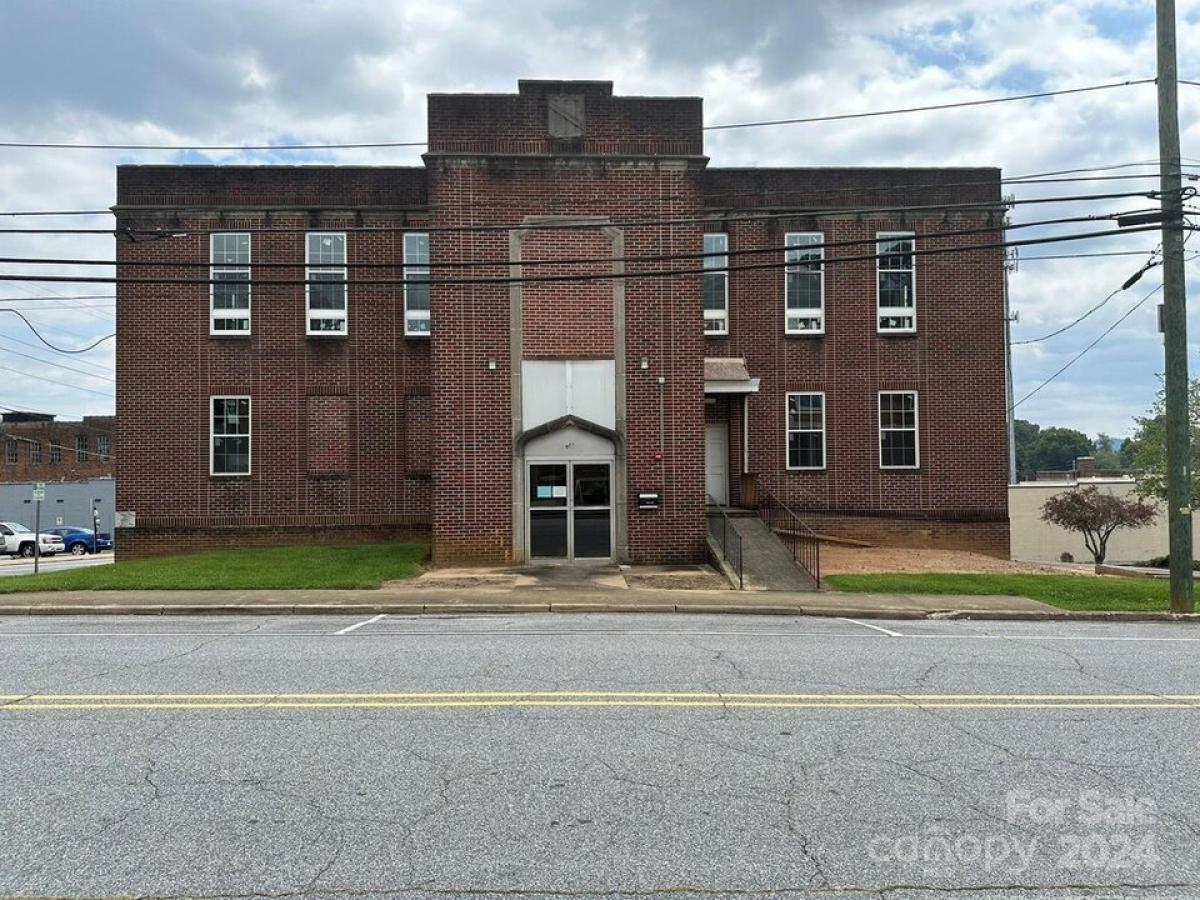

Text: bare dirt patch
xmin=821 ymin=545 xmax=1086 ymax=576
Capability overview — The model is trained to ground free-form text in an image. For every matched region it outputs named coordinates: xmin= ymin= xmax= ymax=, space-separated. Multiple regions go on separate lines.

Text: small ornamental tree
xmin=1040 ymin=486 xmax=1158 ymax=565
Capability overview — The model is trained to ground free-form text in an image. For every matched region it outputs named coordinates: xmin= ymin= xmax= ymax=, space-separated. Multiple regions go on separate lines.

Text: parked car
xmin=0 ymin=521 xmax=65 ymax=558
xmin=47 ymin=527 xmax=113 ymax=556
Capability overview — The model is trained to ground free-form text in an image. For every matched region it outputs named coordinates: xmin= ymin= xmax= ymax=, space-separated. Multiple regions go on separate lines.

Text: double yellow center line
xmin=1 ymin=691 xmax=1198 ymax=711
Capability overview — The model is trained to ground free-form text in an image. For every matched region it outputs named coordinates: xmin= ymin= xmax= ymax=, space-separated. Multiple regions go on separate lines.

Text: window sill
xmin=305 ymin=332 xmax=349 ymax=339
xmin=880 ymin=466 xmax=921 ymax=472
xmin=209 ymin=332 xmax=252 ymax=338
xmin=785 ymin=330 xmax=826 ymax=338
xmin=403 ymin=332 xmax=432 ymax=339
xmin=786 ymin=466 xmax=827 ymax=472
xmin=877 ymin=329 xmax=917 ymax=337
xmin=209 ymin=473 xmax=252 ymax=479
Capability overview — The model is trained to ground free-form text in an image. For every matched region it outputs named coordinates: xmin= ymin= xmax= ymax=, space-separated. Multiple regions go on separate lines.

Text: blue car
xmin=47 ymin=527 xmax=113 ymax=555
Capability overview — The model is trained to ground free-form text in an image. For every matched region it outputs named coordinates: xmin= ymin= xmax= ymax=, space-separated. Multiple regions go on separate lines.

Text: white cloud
xmin=0 ymin=0 xmax=1196 ymax=439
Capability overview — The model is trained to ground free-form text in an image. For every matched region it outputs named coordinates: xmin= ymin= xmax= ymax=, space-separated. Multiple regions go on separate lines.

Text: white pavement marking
xmin=837 ymin=617 xmax=902 ymax=637
xmin=333 ymin=613 xmax=387 ymax=635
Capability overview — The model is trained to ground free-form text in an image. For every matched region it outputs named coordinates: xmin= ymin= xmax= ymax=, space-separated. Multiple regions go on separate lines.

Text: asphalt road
xmin=2 ymin=612 xmax=1198 ymax=899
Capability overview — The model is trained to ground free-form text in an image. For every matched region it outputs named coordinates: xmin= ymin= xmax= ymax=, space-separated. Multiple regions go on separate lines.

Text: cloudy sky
xmin=0 ymin=0 xmax=1197 ymax=439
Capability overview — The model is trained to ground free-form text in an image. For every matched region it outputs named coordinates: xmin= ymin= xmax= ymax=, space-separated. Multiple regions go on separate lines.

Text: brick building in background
xmin=114 ymin=80 xmax=1009 ymax=561
xmin=0 ymin=412 xmax=115 ymax=482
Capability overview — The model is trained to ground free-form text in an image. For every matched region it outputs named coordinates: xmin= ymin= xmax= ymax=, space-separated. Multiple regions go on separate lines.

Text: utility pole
xmin=1156 ymin=0 xmax=1194 ymax=612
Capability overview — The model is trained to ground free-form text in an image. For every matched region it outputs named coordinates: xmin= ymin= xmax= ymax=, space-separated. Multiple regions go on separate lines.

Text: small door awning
xmin=704 ymin=357 xmax=760 ymax=394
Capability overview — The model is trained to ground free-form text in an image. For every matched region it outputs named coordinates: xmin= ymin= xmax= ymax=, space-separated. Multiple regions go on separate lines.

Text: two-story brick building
xmin=0 ymin=412 xmax=115 ymax=482
xmin=114 ymin=80 xmax=1009 ymax=561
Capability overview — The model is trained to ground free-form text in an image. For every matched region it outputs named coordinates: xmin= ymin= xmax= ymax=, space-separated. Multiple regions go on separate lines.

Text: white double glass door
xmin=527 ymin=461 xmax=613 ymax=560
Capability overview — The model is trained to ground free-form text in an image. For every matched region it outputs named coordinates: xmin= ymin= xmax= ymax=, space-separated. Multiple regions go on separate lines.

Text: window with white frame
xmin=76 ymin=434 xmax=88 ymax=463
xmin=211 ymin=396 xmax=251 ymax=476
xmin=306 ymin=232 xmax=347 ymax=335
xmin=210 ymin=233 xmax=251 ymax=335
xmin=49 ymin=442 xmax=61 ymax=464
xmin=877 ymin=232 xmax=915 ymax=333
xmin=404 ymin=232 xmax=431 ymax=336
xmin=97 ymin=434 xmax=110 ymax=460
xmin=4 ymin=440 xmax=15 ymax=464
xmin=29 ymin=440 xmax=41 ymax=464
xmin=702 ymin=233 xmax=728 ymax=335
xmin=786 ymin=392 xmax=825 ymax=469
xmin=879 ymin=391 xmax=919 ymax=469
xmin=785 ymin=232 xmax=824 ymax=334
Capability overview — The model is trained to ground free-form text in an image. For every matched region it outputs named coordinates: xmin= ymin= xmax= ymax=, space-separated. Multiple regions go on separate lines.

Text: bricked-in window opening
xmin=28 ymin=440 xmax=41 ymax=465
xmin=211 ymin=396 xmax=251 ymax=476
xmin=785 ymin=232 xmax=824 ymax=334
xmin=97 ymin=434 xmax=109 ymax=460
xmin=306 ymin=396 xmax=349 ymax=475
xmin=75 ymin=435 xmax=88 ymax=463
xmin=786 ymin=392 xmax=825 ymax=470
xmin=877 ymin=232 xmax=916 ymax=333
xmin=404 ymin=232 xmax=431 ymax=336
xmin=404 ymin=394 xmax=432 ymax=476
xmin=703 ymin=233 xmax=728 ymax=335
xmin=4 ymin=440 xmax=15 ymax=464
xmin=306 ymin=232 xmax=348 ymax=336
xmin=879 ymin=391 xmax=919 ymax=469
xmin=49 ymin=443 xmax=61 ymax=464
xmin=210 ymin=232 xmax=251 ymax=335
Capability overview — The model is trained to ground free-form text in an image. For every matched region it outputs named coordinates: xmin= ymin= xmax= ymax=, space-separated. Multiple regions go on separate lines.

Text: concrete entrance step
xmin=727 ymin=516 xmax=820 ymax=591
xmin=710 ymin=505 xmax=759 ymax=519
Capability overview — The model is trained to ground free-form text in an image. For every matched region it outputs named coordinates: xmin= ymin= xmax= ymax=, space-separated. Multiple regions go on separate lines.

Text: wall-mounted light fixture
xmin=640 ymin=356 xmax=649 ymax=370
xmin=487 ymin=358 xmax=497 ymax=371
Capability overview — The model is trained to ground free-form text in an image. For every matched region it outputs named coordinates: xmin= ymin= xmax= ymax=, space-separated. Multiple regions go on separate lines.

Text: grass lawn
xmin=825 ymin=573 xmax=1173 ymax=613
xmin=0 ymin=543 xmax=429 ymax=593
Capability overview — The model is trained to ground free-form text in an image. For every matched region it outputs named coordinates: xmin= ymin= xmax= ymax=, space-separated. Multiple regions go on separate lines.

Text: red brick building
xmin=0 ymin=412 xmax=115 ymax=482
xmin=114 ymin=80 xmax=1009 ymax=561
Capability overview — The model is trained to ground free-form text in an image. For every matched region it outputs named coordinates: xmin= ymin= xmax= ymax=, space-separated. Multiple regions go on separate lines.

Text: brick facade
xmin=114 ymin=80 xmax=1009 ymax=561
xmin=0 ymin=413 xmax=115 ymax=483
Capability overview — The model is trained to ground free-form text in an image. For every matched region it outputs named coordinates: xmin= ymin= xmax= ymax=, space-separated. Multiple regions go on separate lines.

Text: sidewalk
xmin=1 ymin=581 xmax=1196 ymax=621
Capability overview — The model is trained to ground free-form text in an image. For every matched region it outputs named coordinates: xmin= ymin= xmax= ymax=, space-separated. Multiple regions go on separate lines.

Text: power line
xmin=0 ymin=431 xmax=116 ymax=461
xmin=0 ymin=225 xmax=1171 ymax=289
xmin=0 ymin=211 xmax=1148 ymax=272
xmin=0 ymin=189 xmax=1168 ymax=238
xmin=1011 ymin=281 xmax=1163 ymax=411
xmin=0 ymin=293 xmax=116 ymax=303
xmin=0 ymin=310 xmax=115 ymax=353
xmin=1012 ymin=256 xmax=1161 ymax=345
xmin=0 ymin=79 xmax=1157 ymax=152
xmin=2 ymin=165 xmax=1195 ymax=220
xmin=0 ymin=345 xmax=115 ymax=383
xmin=0 ymin=364 xmax=112 ymax=397
xmin=705 ymin=79 xmax=1157 ymax=131
xmin=0 ymin=334 xmax=113 ymax=374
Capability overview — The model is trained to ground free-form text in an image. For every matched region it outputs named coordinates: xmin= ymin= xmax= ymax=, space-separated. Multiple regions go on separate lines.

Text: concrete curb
xmin=0 ymin=602 xmax=1196 ymax=622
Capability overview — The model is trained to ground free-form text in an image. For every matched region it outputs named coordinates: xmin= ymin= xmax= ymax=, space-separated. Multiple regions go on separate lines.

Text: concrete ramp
xmin=728 ymin=516 xmax=820 ymax=591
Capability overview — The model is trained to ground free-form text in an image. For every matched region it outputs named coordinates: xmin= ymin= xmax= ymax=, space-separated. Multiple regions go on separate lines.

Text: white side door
xmin=704 ymin=422 xmax=729 ymax=506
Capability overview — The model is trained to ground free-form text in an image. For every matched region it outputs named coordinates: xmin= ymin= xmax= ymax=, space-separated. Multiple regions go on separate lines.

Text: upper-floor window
xmin=210 ymin=233 xmax=251 ymax=335
xmin=29 ymin=440 xmax=41 ymax=464
xmin=879 ymin=391 xmax=919 ymax=469
xmin=306 ymin=233 xmax=347 ymax=336
xmin=211 ymin=396 xmax=251 ymax=476
xmin=785 ymin=232 xmax=824 ymax=334
xmin=49 ymin=442 xmax=61 ymax=464
xmin=76 ymin=435 xmax=88 ymax=463
xmin=4 ymin=440 xmax=16 ymax=464
xmin=404 ymin=233 xmax=431 ymax=336
xmin=97 ymin=434 xmax=110 ymax=460
xmin=786 ymin=392 xmax=825 ymax=469
xmin=877 ymin=232 xmax=916 ymax=333
xmin=702 ymin=233 xmax=728 ymax=336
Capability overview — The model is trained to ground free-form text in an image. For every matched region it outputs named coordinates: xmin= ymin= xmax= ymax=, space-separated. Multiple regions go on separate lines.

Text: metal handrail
xmin=755 ymin=486 xmax=821 ymax=585
xmin=705 ymin=495 xmax=744 ymax=589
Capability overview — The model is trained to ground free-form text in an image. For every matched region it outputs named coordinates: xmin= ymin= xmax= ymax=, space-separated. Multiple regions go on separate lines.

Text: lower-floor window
xmin=879 ymin=391 xmax=919 ymax=469
xmin=786 ymin=392 xmax=825 ymax=469
xmin=211 ymin=396 xmax=251 ymax=475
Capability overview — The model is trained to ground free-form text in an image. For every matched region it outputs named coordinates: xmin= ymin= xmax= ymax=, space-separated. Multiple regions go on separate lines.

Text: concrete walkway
xmin=727 ymin=516 xmax=819 ymax=591
xmin=1 ymin=583 xmax=1194 ymax=621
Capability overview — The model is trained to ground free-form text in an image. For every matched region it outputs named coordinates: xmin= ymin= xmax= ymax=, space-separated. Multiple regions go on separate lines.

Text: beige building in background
xmin=1009 ymin=477 xmax=1198 ymax=564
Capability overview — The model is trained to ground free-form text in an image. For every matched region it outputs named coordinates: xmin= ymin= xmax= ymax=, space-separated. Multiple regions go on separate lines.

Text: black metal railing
xmin=756 ymin=487 xmax=821 ymax=585
xmin=706 ymin=496 xmax=744 ymax=589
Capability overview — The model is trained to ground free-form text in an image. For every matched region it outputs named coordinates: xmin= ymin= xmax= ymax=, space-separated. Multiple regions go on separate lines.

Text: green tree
xmin=1130 ymin=380 xmax=1200 ymax=505
xmin=1028 ymin=426 xmax=1093 ymax=474
xmin=1013 ymin=419 xmax=1041 ymax=480
xmin=1092 ymin=433 xmax=1124 ymax=471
